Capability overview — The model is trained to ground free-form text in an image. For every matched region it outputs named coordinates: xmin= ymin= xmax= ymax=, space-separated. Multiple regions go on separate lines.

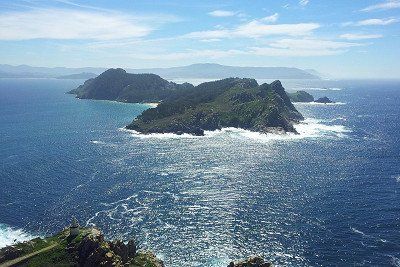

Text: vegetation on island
xmin=68 ymin=68 xmax=193 ymax=103
xmin=127 ymin=78 xmax=303 ymax=135
xmin=0 ymin=226 xmax=163 ymax=267
xmin=0 ymin=225 xmax=272 ymax=266
xmin=69 ymin=68 xmax=304 ymax=136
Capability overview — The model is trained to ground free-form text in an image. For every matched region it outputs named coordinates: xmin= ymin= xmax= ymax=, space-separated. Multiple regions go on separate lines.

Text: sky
xmin=0 ymin=0 xmax=399 ymax=78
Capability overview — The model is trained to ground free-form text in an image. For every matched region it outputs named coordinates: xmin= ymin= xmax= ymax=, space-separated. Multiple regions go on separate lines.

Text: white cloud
xmin=208 ymin=10 xmax=236 ymax=17
xmin=343 ymin=18 xmax=399 ymax=26
xmin=361 ymin=0 xmax=400 ymax=12
xmin=129 ymin=49 xmax=245 ymax=60
xmin=185 ymin=20 xmax=320 ymax=40
xmin=356 ymin=18 xmax=398 ymax=25
xmin=128 ymin=38 xmax=362 ymax=60
xmin=340 ymin=33 xmax=383 ymax=40
xmin=0 ymin=8 xmax=176 ymax=41
xmin=249 ymin=38 xmax=362 ymax=57
xmin=269 ymin=38 xmax=361 ymax=50
xmin=299 ymin=0 xmax=310 ymax=6
xmin=261 ymin=13 xmax=279 ymax=23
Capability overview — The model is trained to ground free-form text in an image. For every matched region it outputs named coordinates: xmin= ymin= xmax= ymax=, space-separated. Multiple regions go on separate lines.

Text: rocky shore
xmin=0 ymin=225 xmax=163 ymax=267
xmin=0 ymin=223 xmax=272 ymax=266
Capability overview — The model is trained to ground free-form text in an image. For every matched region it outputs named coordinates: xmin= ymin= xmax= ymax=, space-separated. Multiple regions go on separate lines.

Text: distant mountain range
xmin=0 ymin=63 xmax=321 ymax=79
xmin=130 ymin=63 xmax=320 ymax=79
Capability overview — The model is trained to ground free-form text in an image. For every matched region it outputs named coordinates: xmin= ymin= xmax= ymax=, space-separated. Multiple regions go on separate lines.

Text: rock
xmin=288 ymin=90 xmax=314 ymax=102
xmin=0 ymin=246 xmax=23 ymax=263
xmin=127 ymin=239 xmax=137 ymax=259
xmin=314 ymin=96 xmax=334 ymax=103
xmin=228 ymin=256 xmax=272 ymax=267
xmin=109 ymin=239 xmax=136 ymax=263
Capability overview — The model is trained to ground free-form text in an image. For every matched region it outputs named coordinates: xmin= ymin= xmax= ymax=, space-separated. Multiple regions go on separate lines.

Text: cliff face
xmin=0 ymin=227 xmax=164 ymax=267
xmin=69 ymin=68 xmax=194 ymax=102
xmin=127 ymin=78 xmax=304 ymax=136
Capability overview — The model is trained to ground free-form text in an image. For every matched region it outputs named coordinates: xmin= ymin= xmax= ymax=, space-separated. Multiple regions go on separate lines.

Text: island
xmin=0 ymin=220 xmax=272 ymax=267
xmin=314 ymin=96 xmax=334 ymax=104
xmin=289 ymin=90 xmax=335 ymax=104
xmin=68 ymin=68 xmax=193 ymax=103
xmin=127 ymin=79 xmax=303 ymax=136
xmin=288 ymin=90 xmax=314 ymax=102
xmin=69 ymin=68 xmax=304 ymax=136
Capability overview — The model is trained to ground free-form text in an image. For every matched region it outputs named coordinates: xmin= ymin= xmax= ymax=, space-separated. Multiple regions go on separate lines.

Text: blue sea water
xmin=0 ymin=78 xmax=399 ymax=266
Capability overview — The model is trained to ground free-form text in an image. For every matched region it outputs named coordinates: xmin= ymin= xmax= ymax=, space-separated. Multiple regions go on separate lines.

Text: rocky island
xmin=68 ymin=68 xmax=193 ymax=103
xmin=289 ymin=90 xmax=335 ymax=104
xmin=127 ymin=79 xmax=303 ymax=136
xmin=288 ymin=90 xmax=314 ymax=102
xmin=69 ymin=68 xmax=304 ymax=136
xmin=314 ymin=96 xmax=334 ymax=104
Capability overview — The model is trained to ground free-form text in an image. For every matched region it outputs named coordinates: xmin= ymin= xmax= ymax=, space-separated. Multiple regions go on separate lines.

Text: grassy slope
xmin=4 ymin=228 xmax=160 ymax=267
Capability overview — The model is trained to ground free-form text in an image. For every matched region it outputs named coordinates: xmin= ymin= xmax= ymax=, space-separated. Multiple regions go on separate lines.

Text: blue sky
xmin=0 ymin=0 xmax=399 ymax=78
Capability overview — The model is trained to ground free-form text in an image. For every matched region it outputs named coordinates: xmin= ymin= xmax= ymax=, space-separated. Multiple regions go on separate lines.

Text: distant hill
xmin=0 ymin=63 xmax=321 ymax=79
xmin=0 ymin=64 xmax=105 ymax=78
xmin=56 ymin=72 xmax=98 ymax=79
xmin=128 ymin=63 xmax=320 ymax=79
xmin=68 ymin=68 xmax=193 ymax=102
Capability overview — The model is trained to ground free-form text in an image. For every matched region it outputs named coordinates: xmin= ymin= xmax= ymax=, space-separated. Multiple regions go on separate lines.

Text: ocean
xmin=0 ymin=78 xmax=399 ymax=266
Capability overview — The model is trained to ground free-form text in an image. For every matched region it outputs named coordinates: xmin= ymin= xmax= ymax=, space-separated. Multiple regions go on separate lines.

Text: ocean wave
xmin=389 ymin=255 xmax=400 ymax=267
xmin=90 ymin=140 xmax=106 ymax=145
xmin=294 ymin=102 xmax=346 ymax=106
xmin=120 ymin=128 xmax=200 ymax=139
xmin=120 ymin=118 xmax=351 ymax=141
xmin=299 ymin=87 xmax=343 ymax=91
xmin=0 ymin=223 xmax=37 ymax=248
xmin=144 ymin=103 xmax=159 ymax=108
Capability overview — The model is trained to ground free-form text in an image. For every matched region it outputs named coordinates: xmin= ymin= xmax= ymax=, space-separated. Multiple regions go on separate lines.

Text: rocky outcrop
xmin=288 ymin=90 xmax=314 ymax=102
xmin=315 ymin=96 xmax=334 ymax=103
xmin=228 ymin=256 xmax=272 ymax=267
xmin=0 ymin=227 xmax=160 ymax=267
xmin=0 ymin=245 xmax=23 ymax=263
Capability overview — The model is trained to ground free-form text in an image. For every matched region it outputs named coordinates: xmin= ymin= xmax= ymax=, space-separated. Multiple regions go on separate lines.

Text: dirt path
xmin=0 ymin=243 xmax=58 ymax=267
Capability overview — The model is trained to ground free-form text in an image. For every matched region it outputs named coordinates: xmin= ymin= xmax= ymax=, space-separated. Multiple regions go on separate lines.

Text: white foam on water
xmin=395 ymin=175 xmax=400 ymax=183
xmin=90 ymin=140 xmax=106 ymax=145
xmin=144 ymin=103 xmax=159 ymax=108
xmin=121 ymin=118 xmax=351 ymax=141
xmin=389 ymin=255 xmax=400 ymax=267
xmin=299 ymin=87 xmax=343 ymax=91
xmin=0 ymin=223 xmax=37 ymax=248
xmin=294 ymin=102 xmax=346 ymax=106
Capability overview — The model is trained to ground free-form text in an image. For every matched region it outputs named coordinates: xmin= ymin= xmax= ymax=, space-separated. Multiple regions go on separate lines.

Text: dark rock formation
xmin=315 ymin=96 xmax=334 ymax=103
xmin=0 ymin=245 xmax=23 ymax=263
xmin=288 ymin=90 xmax=314 ymax=102
xmin=228 ymin=256 xmax=272 ymax=267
